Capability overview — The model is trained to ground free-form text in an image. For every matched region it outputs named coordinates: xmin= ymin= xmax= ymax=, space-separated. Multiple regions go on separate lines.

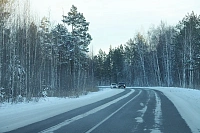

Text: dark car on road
xmin=118 ymin=82 xmax=126 ymax=88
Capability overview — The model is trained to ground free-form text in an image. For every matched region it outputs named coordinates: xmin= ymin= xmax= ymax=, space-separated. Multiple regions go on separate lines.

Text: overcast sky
xmin=31 ymin=0 xmax=200 ymax=54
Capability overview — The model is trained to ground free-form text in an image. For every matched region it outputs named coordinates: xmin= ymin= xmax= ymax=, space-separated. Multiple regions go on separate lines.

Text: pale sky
xmin=30 ymin=0 xmax=200 ymax=54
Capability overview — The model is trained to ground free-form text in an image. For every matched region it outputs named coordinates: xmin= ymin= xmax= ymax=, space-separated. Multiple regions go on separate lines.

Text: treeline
xmin=1 ymin=0 xmax=200 ymax=103
xmin=94 ymin=12 xmax=200 ymax=89
xmin=0 ymin=1 xmax=94 ymax=103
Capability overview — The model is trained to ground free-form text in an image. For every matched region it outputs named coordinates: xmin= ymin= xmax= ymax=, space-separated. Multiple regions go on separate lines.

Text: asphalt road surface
xmin=6 ymin=88 xmax=192 ymax=133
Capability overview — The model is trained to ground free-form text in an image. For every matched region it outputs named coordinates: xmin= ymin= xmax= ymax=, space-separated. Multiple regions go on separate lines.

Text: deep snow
xmin=0 ymin=87 xmax=200 ymax=133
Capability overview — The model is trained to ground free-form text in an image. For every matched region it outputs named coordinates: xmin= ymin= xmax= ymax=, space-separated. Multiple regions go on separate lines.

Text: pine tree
xmin=51 ymin=23 xmax=72 ymax=94
xmin=62 ymin=5 xmax=92 ymax=90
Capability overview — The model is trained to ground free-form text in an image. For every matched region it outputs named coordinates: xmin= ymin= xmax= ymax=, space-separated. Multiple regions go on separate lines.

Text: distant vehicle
xmin=110 ymin=83 xmax=117 ymax=88
xmin=118 ymin=82 xmax=126 ymax=88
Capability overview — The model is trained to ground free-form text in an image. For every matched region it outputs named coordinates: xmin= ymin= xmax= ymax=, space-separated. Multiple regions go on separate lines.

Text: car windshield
xmin=1 ymin=1 xmax=199 ymax=133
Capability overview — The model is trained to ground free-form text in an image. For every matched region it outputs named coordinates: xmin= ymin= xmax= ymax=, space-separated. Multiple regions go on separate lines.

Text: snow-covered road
xmin=153 ymin=87 xmax=200 ymax=133
xmin=0 ymin=87 xmax=200 ymax=132
xmin=133 ymin=87 xmax=200 ymax=133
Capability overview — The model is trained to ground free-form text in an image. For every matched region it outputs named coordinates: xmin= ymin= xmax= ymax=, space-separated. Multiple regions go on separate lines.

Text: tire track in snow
xmin=134 ymin=90 xmax=150 ymax=128
xmin=151 ymin=91 xmax=162 ymax=133
xmin=85 ymin=90 xmax=142 ymax=133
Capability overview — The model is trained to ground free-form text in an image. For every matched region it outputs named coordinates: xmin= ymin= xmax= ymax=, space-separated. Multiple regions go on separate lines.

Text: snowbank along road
xmin=1 ymin=87 xmax=195 ymax=133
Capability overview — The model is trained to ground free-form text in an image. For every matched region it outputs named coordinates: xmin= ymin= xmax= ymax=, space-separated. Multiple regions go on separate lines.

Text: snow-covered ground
xmin=0 ymin=87 xmax=200 ymax=133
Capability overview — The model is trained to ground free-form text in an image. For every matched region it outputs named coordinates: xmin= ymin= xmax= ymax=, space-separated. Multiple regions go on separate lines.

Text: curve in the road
xmin=6 ymin=88 xmax=192 ymax=133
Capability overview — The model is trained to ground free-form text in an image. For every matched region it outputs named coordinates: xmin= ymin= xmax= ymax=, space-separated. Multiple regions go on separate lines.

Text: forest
xmin=0 ymin=0 xmax=200 ymax=103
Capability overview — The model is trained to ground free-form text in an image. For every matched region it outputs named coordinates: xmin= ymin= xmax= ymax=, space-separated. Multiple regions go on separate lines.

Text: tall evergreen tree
xmin=62 ymin=5 xmax=92 ymax=90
